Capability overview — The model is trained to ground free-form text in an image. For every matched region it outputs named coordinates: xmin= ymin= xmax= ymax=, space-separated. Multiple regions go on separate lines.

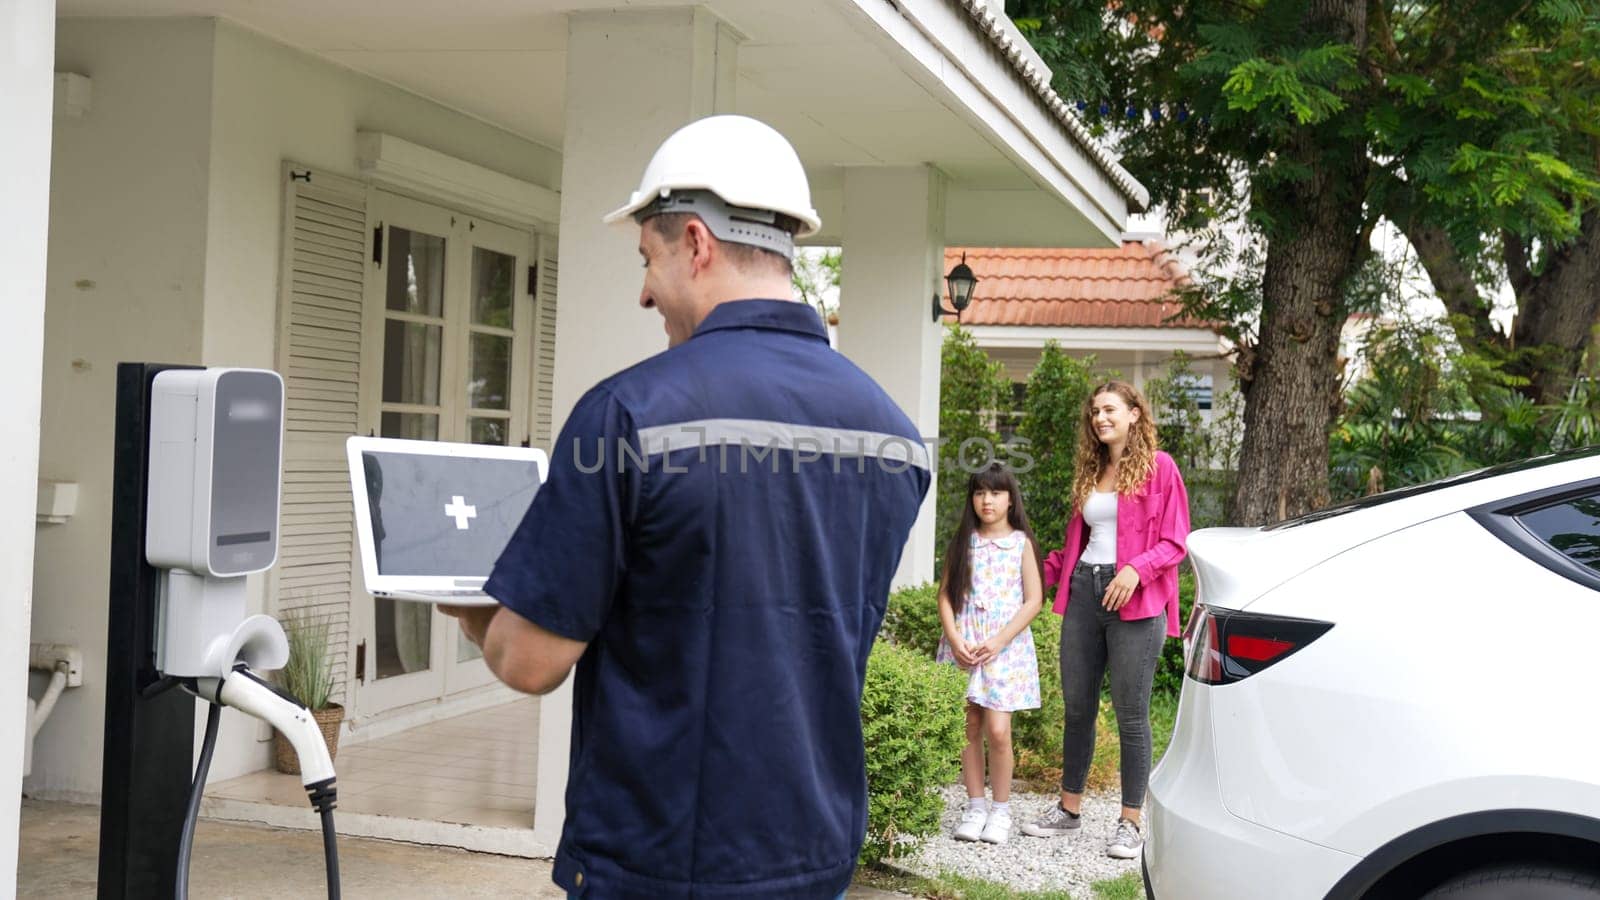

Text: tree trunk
xmin=1510 ymin=211 xmax=1600 ymax=406
xmin=1400 ymin=209 xmax=1600 ymax=408
xmin=1403 ymin=219 xmax=1500 ymax=350
xmin=1231 ymin=0 xmax=1370 ymax=526
xmin=1233 ymin=205 xmax=1366 ymax=524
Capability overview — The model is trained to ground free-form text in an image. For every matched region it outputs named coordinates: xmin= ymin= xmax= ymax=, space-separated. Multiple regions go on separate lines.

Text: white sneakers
xmin=979 ymin=810 xmax=1011 ymax=844
xmin=953 ymin=803 xmax=1011 ymax=844
xmin=953 ymin=805 xmax=988 ymax=841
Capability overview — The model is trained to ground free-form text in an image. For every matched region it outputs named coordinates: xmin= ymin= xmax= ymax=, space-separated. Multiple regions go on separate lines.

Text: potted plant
xmin=272 ymin=610 xmax=344 ymax=775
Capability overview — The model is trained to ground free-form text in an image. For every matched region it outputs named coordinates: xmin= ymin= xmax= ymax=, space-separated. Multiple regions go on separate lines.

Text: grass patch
xmin=925 ymin=872 xmax=1075 ymax=900
xmin=855 ymin=864 xmax=1076 ymax=899
xmin=855 ymin=864 xmax=1146 ymax=899
xmin=853 ymin=862 xmax=938 ymax=896
xmin=1090 ymin=871 xmax=1145 ymax=900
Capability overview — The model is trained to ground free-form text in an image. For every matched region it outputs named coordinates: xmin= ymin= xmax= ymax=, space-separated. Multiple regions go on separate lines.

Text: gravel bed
xmin=894 ymin=784 xmax=1140 ymax=898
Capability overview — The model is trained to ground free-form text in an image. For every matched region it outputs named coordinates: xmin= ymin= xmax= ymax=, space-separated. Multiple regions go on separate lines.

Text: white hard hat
xmin=603 ymin=115 xmax=821 ymax=239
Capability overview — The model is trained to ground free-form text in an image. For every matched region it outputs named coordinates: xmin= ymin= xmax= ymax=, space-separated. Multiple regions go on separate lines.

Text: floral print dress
xmin=936 ymin=531 xmax=1041 ymax=711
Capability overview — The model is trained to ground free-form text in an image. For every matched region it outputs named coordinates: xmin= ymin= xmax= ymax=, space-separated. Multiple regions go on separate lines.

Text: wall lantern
xmin=934 ymin=252 xmax=979 ymax=322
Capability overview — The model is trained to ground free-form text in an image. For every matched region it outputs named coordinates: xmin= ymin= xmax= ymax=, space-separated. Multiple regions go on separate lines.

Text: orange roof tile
xmin=943 ymin=242 xmax=1218 ymax=330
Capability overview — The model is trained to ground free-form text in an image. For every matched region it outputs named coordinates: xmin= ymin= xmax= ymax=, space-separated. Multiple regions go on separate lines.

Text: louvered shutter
xmin=272 ymin=163 xmax=365 ymax=703
xmin=532 ymin=236 xmax=559 ymax=449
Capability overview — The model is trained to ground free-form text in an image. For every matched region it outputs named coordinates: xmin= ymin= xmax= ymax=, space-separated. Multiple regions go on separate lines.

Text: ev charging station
xmin=99 ymin=363 xmax=341 ymax=899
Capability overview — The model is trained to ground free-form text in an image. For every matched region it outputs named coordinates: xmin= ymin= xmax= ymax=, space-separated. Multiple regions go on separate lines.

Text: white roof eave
xmin=953 ymin=0 xmax=1150 ymax=211
xmin=835 ymin=0 xmax=1149 ymax=242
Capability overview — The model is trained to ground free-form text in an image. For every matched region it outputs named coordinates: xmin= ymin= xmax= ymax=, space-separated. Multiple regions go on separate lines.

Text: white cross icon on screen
xmin=444 ymin=495 xmax=477 ymax=530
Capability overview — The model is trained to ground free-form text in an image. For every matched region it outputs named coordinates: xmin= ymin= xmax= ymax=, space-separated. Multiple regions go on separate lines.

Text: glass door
xmin=356 ymin=191 xmax=535 ymax=715
xmin=444 ymin=216 xmax=533 ymax=695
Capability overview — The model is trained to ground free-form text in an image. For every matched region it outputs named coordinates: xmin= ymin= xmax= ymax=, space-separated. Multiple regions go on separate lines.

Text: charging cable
xmin=180 ymin=667 xmax=342 ymax=899
xmin=175 ymin=701 xmax=221 ymax=900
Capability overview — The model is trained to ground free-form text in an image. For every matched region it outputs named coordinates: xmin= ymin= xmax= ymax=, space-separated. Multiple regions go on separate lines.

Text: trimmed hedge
xmin=879 ymin=583 xmax=1065 ymax=783
xmin=1011 ymin=607 xmax=1063 ymax=778
xmin=879 ymin=583 xmax=941 ymax=658
xmin=881 ymin=574 xmax=1195 ymax=786
xmin=1151 ymin=568 xmax=1197 ymax=699
xmin=860 ymin=638 xmax=967 ymax=863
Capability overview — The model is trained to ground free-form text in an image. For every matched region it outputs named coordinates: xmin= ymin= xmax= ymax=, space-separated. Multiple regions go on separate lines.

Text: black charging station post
xmin=98 ymin=362 xmax=202 ymax=899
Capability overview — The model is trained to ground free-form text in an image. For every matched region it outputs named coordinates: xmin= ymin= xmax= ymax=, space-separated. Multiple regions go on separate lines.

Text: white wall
xmin=3 ymin=0 xmax=58 ymax=886
xmin=549 ymin=7 xmax=736 ymax=430
xmin=29 ymin=17 xmax=218 ymax=802
xmin=198 ymin=21 xmax=561 ymax=780
xmin=29 ymin=16 xmax=564 ymax=798
xmin=202 ymin=20 xmax=561 ymax=367
xmin=836 ymin=167 xmax=946 ymax=588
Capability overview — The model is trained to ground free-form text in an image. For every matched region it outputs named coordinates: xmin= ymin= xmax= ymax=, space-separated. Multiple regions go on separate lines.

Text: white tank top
xmin=1081 ymin=490 xmax=1117 ymax=564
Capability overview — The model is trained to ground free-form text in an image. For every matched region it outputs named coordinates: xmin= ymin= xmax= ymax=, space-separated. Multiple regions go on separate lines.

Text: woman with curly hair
xmin=1019 ymin=381 xmax=1191 ymax=860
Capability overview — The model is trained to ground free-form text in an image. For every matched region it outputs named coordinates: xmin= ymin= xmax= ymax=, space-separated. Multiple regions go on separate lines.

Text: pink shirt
xmin=1042 ymin=450 xmax=1191 ymax=638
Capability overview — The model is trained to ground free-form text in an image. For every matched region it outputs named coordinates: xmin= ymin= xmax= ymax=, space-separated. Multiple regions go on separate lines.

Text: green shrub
xmin=1017 ymin=342 xmax=1094 ymax=556
xmin=1011 ymin=607 xmax=1063 ymax=781
xmin=937 ymin=325 xmax=1013 ymax=578
xmin=1145 ymin=351 xmax=1210 ymax=474
xmin=882 ymin=582 xmax=1063 ymax=785
xmin=1150 ymin=569 xmax=1197 ymax=700
xmin=880 ymin=582 xmax=941 ymax=657
xmin=861 ymin=639 xmax=967 ymax=863
xmin=1186 ymin=469 xmax=1237 ymax=530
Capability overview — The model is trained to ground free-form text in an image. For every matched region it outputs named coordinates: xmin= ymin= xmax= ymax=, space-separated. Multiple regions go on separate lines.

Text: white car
xmin=1145 ymin=450 xmax=1600 ymax=900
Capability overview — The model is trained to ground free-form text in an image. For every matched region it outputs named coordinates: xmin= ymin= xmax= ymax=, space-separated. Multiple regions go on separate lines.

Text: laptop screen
xmin=359 ymin=449 xmax=541 ymax=579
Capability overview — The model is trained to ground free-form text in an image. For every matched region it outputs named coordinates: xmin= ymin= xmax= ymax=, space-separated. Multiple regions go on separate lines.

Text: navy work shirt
xmin=485 ymin=299 xmax=930 ymax=899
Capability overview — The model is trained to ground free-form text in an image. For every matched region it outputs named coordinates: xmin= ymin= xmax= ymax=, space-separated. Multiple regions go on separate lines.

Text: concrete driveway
xmin=17 ymin=799 xmax=909 ymax=898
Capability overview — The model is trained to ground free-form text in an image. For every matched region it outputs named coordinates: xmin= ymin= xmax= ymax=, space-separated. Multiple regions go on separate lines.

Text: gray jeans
xmin=1058 ymin=561 xmax=1166 ymax=809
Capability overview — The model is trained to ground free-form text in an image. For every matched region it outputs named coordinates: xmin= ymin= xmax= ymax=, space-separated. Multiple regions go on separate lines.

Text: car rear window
xmin=1263 ymin=445 xmax=1600 ymax=531
xmin=1516 ymin=492 xmax=1600 ymax=574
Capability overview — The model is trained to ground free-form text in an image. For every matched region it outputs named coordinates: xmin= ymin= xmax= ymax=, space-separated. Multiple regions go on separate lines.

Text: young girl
xmin=1022 ymin=381 xmax=1190 ymax=860
xmin=936 ymin=462 xmax=1043 ymax=845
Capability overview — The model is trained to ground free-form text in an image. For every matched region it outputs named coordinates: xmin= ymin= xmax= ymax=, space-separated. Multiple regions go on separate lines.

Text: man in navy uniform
xmin=449 ymin=115 xmax=929 ymax=899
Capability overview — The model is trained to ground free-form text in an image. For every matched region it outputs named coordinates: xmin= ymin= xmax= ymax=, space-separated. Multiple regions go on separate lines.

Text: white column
xmin=0 ymin=0 xmax=56 ymax=886
xmin=535 ymin=7 xmax=738 ymax=852
xmin=836 ymin=166 xmax=946 ymax=588
xmin=550 ymin=8 xmax=738 ymax=428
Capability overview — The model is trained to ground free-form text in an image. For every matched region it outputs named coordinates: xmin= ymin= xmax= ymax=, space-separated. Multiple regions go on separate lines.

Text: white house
xmin=2 ymin=0 xmax=1147 ymax=874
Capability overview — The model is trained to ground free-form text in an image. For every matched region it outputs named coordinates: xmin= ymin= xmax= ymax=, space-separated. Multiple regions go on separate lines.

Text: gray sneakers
xmin=1019 ymin=803 xmax=1082 ymax=837
xmin=1020 ymin=803 xmax=1142 ymax=858
xmin=1107 ymin=817 xmax=1143 ymax=859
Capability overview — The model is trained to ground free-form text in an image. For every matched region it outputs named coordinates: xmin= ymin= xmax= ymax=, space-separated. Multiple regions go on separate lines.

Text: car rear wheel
xmin=1423 ymin=863 xmax=1600 ymax=899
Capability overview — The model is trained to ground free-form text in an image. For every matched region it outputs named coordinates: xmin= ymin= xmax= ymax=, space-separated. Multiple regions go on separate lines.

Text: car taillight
xmin=1184 ymin=605 xmax=1332 ymax=685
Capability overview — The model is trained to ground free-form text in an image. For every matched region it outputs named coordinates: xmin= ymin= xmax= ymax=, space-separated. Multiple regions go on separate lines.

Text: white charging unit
xmin=146 ymin=368 xmax=288 ymax=678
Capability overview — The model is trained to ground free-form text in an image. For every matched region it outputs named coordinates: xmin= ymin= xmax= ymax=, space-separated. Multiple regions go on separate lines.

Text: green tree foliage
xmin=1329 ymin=313 xmax=1479 ymax=499
xmin=1370 ymin=3 xmax=1600 ymax=407
xmin=1329 ymin=312 xmax=1600 ymax=502
xmin=1143 ymin=351 xmax=1209 ymax=471
xmin=791 ymin=247 xmax=841 ymax=322
xmin=937 ymin=325 xmax=1013 ymax=576
xmin=1016 ymin=342 xmax=1094 ymax=554
xmin=1010 ymin=0 xmax=1600 ymax=523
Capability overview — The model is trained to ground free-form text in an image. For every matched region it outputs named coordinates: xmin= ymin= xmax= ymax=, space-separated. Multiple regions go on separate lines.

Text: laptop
xmin=346 ymin=436 xmax=548 ymax=606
